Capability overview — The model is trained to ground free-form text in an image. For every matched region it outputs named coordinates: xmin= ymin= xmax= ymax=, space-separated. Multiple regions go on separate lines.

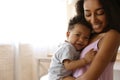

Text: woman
xmin=73 ymin=0 xmax=120 ymax=80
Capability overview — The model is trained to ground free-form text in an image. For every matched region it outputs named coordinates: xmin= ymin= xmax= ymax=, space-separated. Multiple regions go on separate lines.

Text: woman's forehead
xmin=84 ymin=0 xmax=102 ymax=10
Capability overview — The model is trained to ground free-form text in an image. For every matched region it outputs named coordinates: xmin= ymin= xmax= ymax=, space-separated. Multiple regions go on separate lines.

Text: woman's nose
xmin=90 ymin=15 xmax=98 ymax=25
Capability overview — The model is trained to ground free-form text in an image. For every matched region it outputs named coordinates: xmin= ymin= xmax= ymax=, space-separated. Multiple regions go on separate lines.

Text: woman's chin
xmin=94 ymin=29 xmax=103 ymax=33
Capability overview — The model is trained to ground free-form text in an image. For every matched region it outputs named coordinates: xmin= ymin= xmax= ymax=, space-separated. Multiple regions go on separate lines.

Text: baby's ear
xmin=66 ymin=32 xmax=70 ymax=38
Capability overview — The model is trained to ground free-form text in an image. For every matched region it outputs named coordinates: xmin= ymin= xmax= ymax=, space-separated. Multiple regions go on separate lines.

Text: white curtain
xmin=0 ymin=0 xmax=68 ymax=57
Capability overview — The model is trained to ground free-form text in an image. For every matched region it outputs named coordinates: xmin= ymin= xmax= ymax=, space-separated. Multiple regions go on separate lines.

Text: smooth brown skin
xmin=75 ymin=0 xmax=120 ymax=80
xmin=76 ymin=30 xmax=120 ymax=80
xmin=63 ymin=49 xmax=96 ymax=80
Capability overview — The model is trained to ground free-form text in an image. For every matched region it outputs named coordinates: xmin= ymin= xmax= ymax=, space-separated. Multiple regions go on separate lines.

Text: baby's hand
xmin=84 ymin=49 xmax=96 ymax=63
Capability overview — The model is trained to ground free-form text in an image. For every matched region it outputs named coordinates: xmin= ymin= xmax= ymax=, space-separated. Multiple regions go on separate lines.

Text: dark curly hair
xmin=75 ymin=0 xmax=120 ymax=33
xmin=68 ymin=15 xmax=92 ymax=32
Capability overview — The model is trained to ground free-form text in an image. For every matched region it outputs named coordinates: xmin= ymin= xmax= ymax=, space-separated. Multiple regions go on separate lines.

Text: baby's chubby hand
xmin=84 ymin=49 xmax=97 ymax=63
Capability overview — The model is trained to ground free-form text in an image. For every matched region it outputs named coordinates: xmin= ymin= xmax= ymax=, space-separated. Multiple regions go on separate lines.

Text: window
xmin=0 ymin=0 xmax=68 ymax=55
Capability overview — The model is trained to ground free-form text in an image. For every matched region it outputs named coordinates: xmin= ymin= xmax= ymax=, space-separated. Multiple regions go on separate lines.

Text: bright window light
xmin=0 ymin=0 xmax=67 ymax=47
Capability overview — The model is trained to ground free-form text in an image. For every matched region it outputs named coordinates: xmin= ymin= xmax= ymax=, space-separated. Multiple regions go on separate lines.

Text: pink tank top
xmin=73 ymin=39 xmax=114 ymax=80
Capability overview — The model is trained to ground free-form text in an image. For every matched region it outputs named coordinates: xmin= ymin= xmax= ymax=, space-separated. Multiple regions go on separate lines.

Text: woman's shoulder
xmin=100 ymin=29 xmax=120 ymax=46
xmin=96 ymin=29 xmax=119 ymax=48
xmin=105 ymin=29 xmax=120 ymax=40
xmin=90 ymin=29 xmax=120 ymax=44
xmin=106 ymin=29 xmax=120 ymax=35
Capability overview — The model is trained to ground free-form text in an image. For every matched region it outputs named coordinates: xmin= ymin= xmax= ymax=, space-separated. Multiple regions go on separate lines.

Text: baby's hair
xmin=68 ymin=15 xmax=92 ymax=31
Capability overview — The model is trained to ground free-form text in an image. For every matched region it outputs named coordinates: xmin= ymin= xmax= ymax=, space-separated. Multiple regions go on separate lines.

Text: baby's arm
xmin=63 ymin=49 xmax=96 ymax=71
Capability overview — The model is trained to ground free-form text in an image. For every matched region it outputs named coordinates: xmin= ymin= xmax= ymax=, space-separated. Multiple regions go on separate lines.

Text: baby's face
xmin=67 ymin=24 xmax=91 ymax=51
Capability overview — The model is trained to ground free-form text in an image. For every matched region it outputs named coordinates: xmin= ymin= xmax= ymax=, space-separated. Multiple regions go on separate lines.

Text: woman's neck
xmin=90 ymin=33 xmax=105 ymax=43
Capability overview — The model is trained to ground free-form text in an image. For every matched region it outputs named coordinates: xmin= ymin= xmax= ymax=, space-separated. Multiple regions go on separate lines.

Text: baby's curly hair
xmin=68 ymin=15 xmax=92 ymax=31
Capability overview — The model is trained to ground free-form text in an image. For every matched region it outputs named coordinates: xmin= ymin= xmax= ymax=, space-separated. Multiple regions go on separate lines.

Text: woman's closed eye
xmin=84 ymin=9 xmax=105 ymax=17
xmin=96 ymin=9 xmax=105 ymax=16
xmin=84 ymin=11 xmax=91 ymax=17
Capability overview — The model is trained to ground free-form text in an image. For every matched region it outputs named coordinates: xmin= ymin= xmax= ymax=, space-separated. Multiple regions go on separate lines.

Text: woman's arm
xmin=76 ymin=30 xmax=120 ymax=80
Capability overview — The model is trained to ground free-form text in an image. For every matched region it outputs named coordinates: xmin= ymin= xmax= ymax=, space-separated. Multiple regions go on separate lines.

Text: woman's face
xmin=83 ymin=0 xmax=107 ymax=33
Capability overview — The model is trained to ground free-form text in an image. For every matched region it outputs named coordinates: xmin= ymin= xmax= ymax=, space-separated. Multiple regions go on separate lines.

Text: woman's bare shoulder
xmin=104 ymin=29 xmax=120 ymax=41
xmin=99 ymin=29 xmax=120 ymax=50
xmin=106 ymin=29 xmax=120 ymax=36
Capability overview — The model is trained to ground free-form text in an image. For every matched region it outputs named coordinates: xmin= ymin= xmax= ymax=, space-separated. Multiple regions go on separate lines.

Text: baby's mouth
xmin=76 ymin=43 xmax=83 ymax=48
